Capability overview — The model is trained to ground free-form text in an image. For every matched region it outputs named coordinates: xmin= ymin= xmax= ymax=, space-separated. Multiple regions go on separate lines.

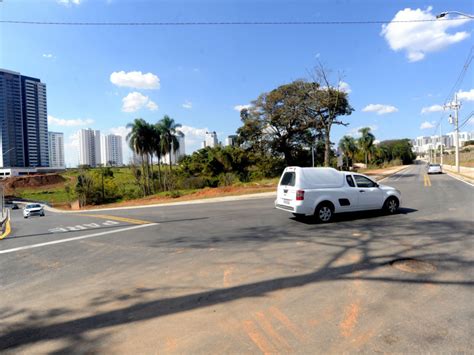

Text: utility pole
xmin=445 ymin=94 xmax=461 ymax=173
xmin=440 ymin=120 xmax=443 ymax=166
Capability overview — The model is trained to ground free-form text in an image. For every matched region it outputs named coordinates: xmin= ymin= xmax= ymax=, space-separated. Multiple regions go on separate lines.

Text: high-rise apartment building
xmin=101 ymin=134 xmax=123 ymax=166
xmin=21 ymin=75 xmax=49 ymax=167
xmin=0 ymin=69 xmax=49 ymax=168
xmin=48 ymin=131 xmax=65 ymax=168
xmin=204 ymin=131 xmax=218 ymax=148
xmin=225 ymin=135 xmax=238 ymax=147
xmin=162 ymin=134 xmax=185 ymax=165
xmin=79 ymin=128 xmax=101 ymax=167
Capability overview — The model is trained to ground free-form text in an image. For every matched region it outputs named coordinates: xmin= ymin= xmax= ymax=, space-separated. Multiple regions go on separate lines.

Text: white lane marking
xmin=446 ymin=172 xmax=474 ymax=187
xmin=0 ymin=223 xmax=158 ymax=255
xmin=48 ymin=220 xmax=120 ymax=233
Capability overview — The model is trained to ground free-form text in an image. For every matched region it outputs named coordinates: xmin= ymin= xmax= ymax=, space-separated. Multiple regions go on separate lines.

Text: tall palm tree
xmin=126 ymin=118 xmax=154 ymax=195
xmin=157 ymin=115 xmax=183 ymax=170
xmin=151 ymin=124 xmax=163 ymax=190
xmin=358 ymin=127 xmax=375 ymax=166
xmin=338 ymin=135 xmax=357 ymax=167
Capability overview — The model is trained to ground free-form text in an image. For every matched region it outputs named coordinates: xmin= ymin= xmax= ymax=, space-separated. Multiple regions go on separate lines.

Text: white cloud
xmin=178 ymin=125 xmax=210 ymax=153
xmin=48 ymin=115 xmax=94 ymax=127
xmin=421 ymin=104 xmax=443 ymax=114
xmin=347 ymin=125 xmax=378 ymax=137
xmin=420 ymin=121 xmax=435 ymax=129
xmin=381 ymin=6 xmax=470 ymax=62
xmin=110 ymin=71 xmax=160 ymax=89
xmin=122 ymin=92 xmax=158 ymax=113
xmin=42 ymin=53 xmax=54 ymax=59
xmin=182 ymin=100 xmax=193 ymax=109
xmin=362 ymin=104 xmax=398 ymax=115
xmin=234 ymin=104 xmax=251 ymax=112
xmin=338 ymin=81 xmax=352 ymax=94
xmin=57 ymin=0 xmax=81 ymax=5
xmin=457 ymin=89 xmax=474 ymax=102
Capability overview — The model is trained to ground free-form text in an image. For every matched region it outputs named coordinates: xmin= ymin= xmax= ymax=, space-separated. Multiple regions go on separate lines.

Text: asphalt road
xmin=1 ymin=163 xmax=473 ymax=353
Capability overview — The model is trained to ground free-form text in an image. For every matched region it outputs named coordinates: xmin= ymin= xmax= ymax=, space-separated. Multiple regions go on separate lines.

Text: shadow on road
xmin=292 ymin=207 xmax=418 ymax=224
xmin=0 ymin=217 xmax=472 ymax=351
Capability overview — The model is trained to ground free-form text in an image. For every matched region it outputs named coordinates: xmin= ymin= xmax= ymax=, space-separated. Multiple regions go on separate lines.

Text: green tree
xmin=126 ymin=118 xmax=154 ymax=195
xmin=306 ymin=64 xmax=354 ymax=166
xmin=157 ymin=115 xmax=183 ymax=171
xmin=358 ymin=127 xmax=376 ymax=166
xmin=237 ymin=77 xmax=353 ymax=167
xmin=338 ymin=135 xmax=358 ymax=167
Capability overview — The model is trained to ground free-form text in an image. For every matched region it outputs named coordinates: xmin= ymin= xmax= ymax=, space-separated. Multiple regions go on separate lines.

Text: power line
xmin=458 ymin=111 xmax=474 ymax=130
xmin=0 ymin=18 xmax=471 ymax=26
xmin=431 ymin=46 xmax=474 ymax=136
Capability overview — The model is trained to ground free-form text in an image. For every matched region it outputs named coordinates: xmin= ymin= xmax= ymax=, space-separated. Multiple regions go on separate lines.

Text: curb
xmin=0 ymin=210 xmax=11 ymax=240
xmin=445 ymin=171 xmax=474 ymax=187
xmin=44 ymin=191 xmax=278 ymax=214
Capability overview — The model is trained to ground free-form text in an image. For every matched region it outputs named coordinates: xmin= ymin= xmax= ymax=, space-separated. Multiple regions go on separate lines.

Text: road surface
xmin=1 ymin=163 xmax=473 ymax=353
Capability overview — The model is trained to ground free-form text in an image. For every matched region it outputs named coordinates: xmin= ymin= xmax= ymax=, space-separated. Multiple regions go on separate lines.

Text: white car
xmin=427 ymin=164 xmax=442 ymax=174
xmin=275 ymin=167 xmax=402 ymax=223
xmin=23 ymin=203 xmax=45 ymax=218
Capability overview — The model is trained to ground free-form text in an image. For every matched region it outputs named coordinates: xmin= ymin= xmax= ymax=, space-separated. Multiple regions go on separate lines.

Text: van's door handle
xmin=359 ymin=190 xmax=365 ymax=193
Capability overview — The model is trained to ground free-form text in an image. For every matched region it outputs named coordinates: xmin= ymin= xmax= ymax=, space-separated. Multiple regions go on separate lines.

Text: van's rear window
xmin=280 ymin=172 xmax=295 ymax=186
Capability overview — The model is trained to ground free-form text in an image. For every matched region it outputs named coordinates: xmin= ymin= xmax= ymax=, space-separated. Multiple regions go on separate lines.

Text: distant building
xmin=225 ymin=135 xmax=238 ymax=147
xmin=161 ymin=134 xmax=185 ymax=165
xmin=0 ymin=69 xmax=49 ymax=168
xmin=204 ymin=131 xmax=218 ymax=148
xmin=79 ymin=128 xmax=101 ymax=167
xmin=48 ymin=132 xmax=65 ymax=168
xmin=412 ymin=131 xmax=473 ymax=153
xmin=101 ymin=134 xmax=123 ymax=166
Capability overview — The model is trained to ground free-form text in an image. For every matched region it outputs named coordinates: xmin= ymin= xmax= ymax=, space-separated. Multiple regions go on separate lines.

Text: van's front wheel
xmin=315 ymin=203 xmax=334 ymax=223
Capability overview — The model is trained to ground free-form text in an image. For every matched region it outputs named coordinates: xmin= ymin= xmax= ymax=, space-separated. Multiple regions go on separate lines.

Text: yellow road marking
xmin=0 ymin=218 xmax=11 ymax=240
xmin=423 ymin=174 xmax=432 ymax=187
xmin=79 ymin=214 xmax=152 ymax=225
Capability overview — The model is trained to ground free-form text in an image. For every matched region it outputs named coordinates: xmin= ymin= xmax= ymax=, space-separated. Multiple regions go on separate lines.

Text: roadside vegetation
xmin=11 ymin=64 xmax=416 ymax=208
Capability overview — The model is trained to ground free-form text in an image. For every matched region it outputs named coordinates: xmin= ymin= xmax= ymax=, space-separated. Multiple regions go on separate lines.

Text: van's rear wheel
xmin=315 ymin=203 xmax=334 ymax=223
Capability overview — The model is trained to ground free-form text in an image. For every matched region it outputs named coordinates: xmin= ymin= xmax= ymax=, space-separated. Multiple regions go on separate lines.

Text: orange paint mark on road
xmin=269 ymin=307 xmax=306 ymax=342
xmin=255 ymin=311 xmax=291 ymax=350
xmin=242 ymin=319 xmax=276 ymax=354
xmin=165 ymin=337 xmax=178 ymax=352
xmin=340 ymin=301 xmax=360 ymax=337
xmin=223 ymin=266 xmax=234 ymax=287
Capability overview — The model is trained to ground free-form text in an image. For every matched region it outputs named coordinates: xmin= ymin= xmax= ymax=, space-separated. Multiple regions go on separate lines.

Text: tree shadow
xmin=0 ymin=218 xmax=472 ymax=351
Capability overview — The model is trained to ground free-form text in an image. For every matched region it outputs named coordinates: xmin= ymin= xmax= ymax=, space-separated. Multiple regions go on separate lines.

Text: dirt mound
xmin=1 ymin=174 xmax=66 ymax=194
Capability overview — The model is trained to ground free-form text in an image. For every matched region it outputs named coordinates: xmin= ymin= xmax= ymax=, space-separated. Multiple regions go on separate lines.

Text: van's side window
xmin=280 ymin=172 xmax=296 ymax=186
xmin=346 ymin=175 xmax=355 ymax=187
xmin=354 ymin=175 xmax=377 ymax=188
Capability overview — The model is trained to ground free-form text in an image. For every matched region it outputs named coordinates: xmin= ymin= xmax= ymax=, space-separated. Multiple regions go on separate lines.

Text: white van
xmin=275 ymin=167 xmax=401 ymax=222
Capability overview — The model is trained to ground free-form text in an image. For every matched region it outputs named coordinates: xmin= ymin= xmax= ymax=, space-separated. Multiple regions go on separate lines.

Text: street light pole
xmin=436 ymin=11 xmax=474 ymax=19
xmin=440 ymin=120 xmax=443 ymax=166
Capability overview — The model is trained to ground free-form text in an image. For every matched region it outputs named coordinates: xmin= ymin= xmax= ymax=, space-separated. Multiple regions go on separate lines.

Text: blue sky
xmin=1 ymin=0 xmax=473 ymax=166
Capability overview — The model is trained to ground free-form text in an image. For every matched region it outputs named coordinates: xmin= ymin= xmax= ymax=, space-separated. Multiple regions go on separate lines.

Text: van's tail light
xmin=296 ymin=190 xmax=305 ymax=201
